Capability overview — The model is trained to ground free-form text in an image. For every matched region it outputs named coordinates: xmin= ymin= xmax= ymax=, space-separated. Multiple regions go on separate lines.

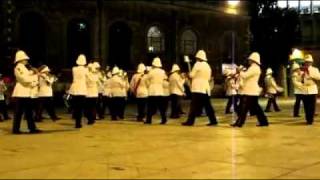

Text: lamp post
xmin=226 ymin=1 xmax=240 ymax=65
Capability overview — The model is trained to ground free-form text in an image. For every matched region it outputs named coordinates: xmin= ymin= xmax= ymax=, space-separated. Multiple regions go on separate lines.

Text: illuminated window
xmin=180 ymin=30 xmax=197 ymax=55
xmin=313 ymin=0 xmax=320 ymax=13
xmin=277 ymin=0 xmax=288 ymax=8
xmin=300 ymin=1 xmax=311 ymax=14
xmin=147 ymin=26 xmax=164 ymax=53
xmin=288 ymin=0 xmax=299 ymax=9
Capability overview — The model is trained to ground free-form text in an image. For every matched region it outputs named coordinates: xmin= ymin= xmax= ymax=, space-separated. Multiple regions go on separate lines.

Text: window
xmin=180 ymin=30 xmax=197 ymax=55
xmin=300 ymin=1 xmax=311 ymax=14
xmin=277 ymin=0 xmax=288 ymax=8
xmin=313 ymin=0 xmax=320 ymax=13
xmin=147 ymin=26 xmax=164 ymax=53
xmin=288 ymin=0 xmax=299 ymax=9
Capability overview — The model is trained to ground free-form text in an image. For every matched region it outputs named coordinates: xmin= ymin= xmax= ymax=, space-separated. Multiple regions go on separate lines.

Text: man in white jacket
xmin=224 ymin=70 xmax=239 ymax=114
xmin=232 ymin=52 xmax=268 ymax=127
xmin=145 ymin=57 xmax=168 ymax=124
xmin=264 ymin=68 xmax=282 ymax=112
xmin=169 ymin=64 xmax=185 ymax=119
xmin=130 ymin=63 xmax=148 ymax=121
xmin=36 ymin=65 xmax=60 ymax=121
xmin=291 ymin=63 xmax=303 ymax=117
xmin=69 ymin=54 xmax=88 ymax=128
xmin=109 ymin=66 xmax=127 ymax=120
xmin=300 ymin=54 xmax=320 ymax=125
xmin=85 ymin=62 xmax=100 ymax=125
xmin=12 ymin=50 xmax=41 ymax=134
xmin=182 ymin=50 xmax=218 ymax=126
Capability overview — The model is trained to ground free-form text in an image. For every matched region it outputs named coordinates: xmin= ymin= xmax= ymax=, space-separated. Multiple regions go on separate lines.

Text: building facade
xmin=0 ymin=0 xmax=249 ymax=84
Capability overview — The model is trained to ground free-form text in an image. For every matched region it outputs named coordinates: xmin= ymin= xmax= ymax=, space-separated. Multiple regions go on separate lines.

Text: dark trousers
xmin=0 ymin=100 xmax=9 ymax=120
xmin=85 ymin=98 xmax=97 ymax=124
xmin=102 ymin=96 xmax=110 ymax=118
xmin=302 ymin=95 xmax=316 ymax=124
xmin=170 ymin=94 xmax=183 ymax=118
xmin=96 ymin=93 xmax=104 ymax=119
xmin=235 ymin=95 xmax=268 ymax=127
xmin=265 ymin=94 xmax=280 ymax=112
xmin=36 ymin=97 xmax=58 ymax=121
xmin=225 ymin=95 xmax=239 ymax=114
xmin=146 ymin=96 xmax=167 ymax=124
xmin=110 ymin=97 xmax=126 ymax=120
xmin=72 ymin=96 xmax=86 ymax=128
xmin=294 ymin=94 xmax=302 ymax=117
xmin=12 ymin=98 xmax=37 ymax=133
xmin=185 ymin=93 xmax=217 ymax=125
xmin=136 ymin=98 xmax=147 ymax=121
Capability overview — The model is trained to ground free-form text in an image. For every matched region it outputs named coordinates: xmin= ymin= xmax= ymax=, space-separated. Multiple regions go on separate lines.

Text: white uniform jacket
xmin=238 ymin=63 xmax=262 ymax=96
xmin=189 ymin=61 xmax=212 ymax=95
xmin=109 ymin=75 xmax=127 ymax=97
xmin=86 ymin=71 xmax=99 ymax=98
xmin=301 ymin=66 xmax=320 ymax=95
xmin=146 ymin=68 xmax=167 ymax=96
xmin=69 ymin=66 xmax=88 ymax=96
xmin=163 ymin=79 xmax=170 ymax=97
xmin=12 ymin=63 xmax=38 ymax=98
xmin=225 ymin=77 xmax=238 ymax=96
xmin=169 ymin=72 xmax=185 ymax=96
xmin=130 ymin=73 xmax=148 ymax=98
xmin=265 ymin=75 xmax=280 ymax=94
xmin=292 ymin=71 xmax=303 ymax=95
xmin=38 ymin=73 xmax=55 ymax=97
xmin=103 ymin=78 xmax=112 ymax=97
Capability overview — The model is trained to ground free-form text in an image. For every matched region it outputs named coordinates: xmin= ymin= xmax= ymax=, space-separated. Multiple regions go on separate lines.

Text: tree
xmin=249 ymin=0 xmax=300 ymax=72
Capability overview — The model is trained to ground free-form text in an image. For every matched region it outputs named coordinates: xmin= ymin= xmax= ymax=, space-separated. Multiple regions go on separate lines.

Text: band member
xmin=291 ymin=63 xmax=303 ymax=117
xmin=232 ymin=52 xmax=268 ymax=127
xmin=36 ymin=65 xmax=60 ymax=121
xmin=264 ymin=68 xmax=283 ymax=112
xmin=0 ymin=74 xmax=10 ymax=121
xmin=102 ymin=70 xmax=112 ymax=119
xmin=224 ymin=70 xmax=239 ymax=114
xmin=145 ymin=57 xmax=168 ymax=124
xmin=119 ymin=69 xmax=129 ymax=119
xmin=69 ymin=54 xmax=89 ymax=128
xmin=182 ymin=50 xmax=218 ymax=126
xmin=163 ymin=77 xmax=170 ymax=117
xmin=300 ymin=54 xmax=320 ymax=125
xmin=169 ymin=64 xmax=185 ymax=119
xmin=85 ymin=62 xmax=100 ymax=125
xmin=12 ymin=50 xmax=41 ymax=134
xmin=109 ymin=66 xmax=127 ymax=120
xmin=130 ymin=63 xmax=148 ymax=121
xmin=96 ymin=62 xmax=105 ymax=120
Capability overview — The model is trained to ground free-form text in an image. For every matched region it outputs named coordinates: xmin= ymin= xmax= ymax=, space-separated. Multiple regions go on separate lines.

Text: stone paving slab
xmin=0 ymin=98 xmax=320 ymax=179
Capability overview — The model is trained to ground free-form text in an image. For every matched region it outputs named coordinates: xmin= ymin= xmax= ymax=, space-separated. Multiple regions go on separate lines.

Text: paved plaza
xmin=1 ymin=98 xmax=320 ymax=179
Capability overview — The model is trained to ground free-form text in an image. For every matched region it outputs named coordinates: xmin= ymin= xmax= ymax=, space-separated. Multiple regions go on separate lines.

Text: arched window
xmin=180 ymin=29 xmax=197 ymax=55
xmin=147 ymin=26 xmax=164 ymax=53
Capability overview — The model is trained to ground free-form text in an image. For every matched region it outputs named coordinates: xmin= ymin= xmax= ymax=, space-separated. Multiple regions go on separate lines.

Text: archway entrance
xmin=108 ymin=22 xmax=132 ymax=70
xmin=19 ymin=12 xmax=46 ymax=67
xmin=67 ymin=19 xmax=90 ymax=67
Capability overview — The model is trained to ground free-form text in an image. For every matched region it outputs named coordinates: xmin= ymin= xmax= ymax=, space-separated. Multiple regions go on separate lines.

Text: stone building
xmin=0 ymin=0 xmax=249 ymax=85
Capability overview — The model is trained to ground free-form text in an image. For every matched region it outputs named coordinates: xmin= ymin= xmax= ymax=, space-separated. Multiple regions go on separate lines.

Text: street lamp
xmin=226 ymin=0 xmax=240 ymax=15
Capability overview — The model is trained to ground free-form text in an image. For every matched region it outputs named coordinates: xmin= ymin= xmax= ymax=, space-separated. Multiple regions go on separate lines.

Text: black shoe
xmin=293 ymin=115 xmax=300 ymax=117
xmin=181 ymin=122 xmax=193 ymax=126
xmin=307 ymin=122 xmax=313 ymax=125
xmin=160 ymin=121 xmax=167 ymax=125
xmin=230 ymin=123 xmax=242 ymax=127
xmin=264 ymin=110 xmax=271 ymax=113
xmin=137 ymin=118 xmax=144 ymax=122
xmin=256 ymin=124 xmax=269 ymax=127
xmin=144 ymin=121 xmax=151 ymax=124
xmin=12 ymin=130 xmax=22 ymax=134
xmin=206 ymin=123 xmax=218 ymax=126
xmin=87 ymin=122 xmax=95 ymax=125
xmin=30 ymin=129 xmax=42 ymax=134
xmin=4 ymin=116 xmax=11 ymax=120
xmin=75 ymin=125 xmax=82 ymax=128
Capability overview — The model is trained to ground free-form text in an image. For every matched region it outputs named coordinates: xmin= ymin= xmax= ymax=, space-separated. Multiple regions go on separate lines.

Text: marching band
xmin=3 ymin=48 xmax=320 ymax=134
